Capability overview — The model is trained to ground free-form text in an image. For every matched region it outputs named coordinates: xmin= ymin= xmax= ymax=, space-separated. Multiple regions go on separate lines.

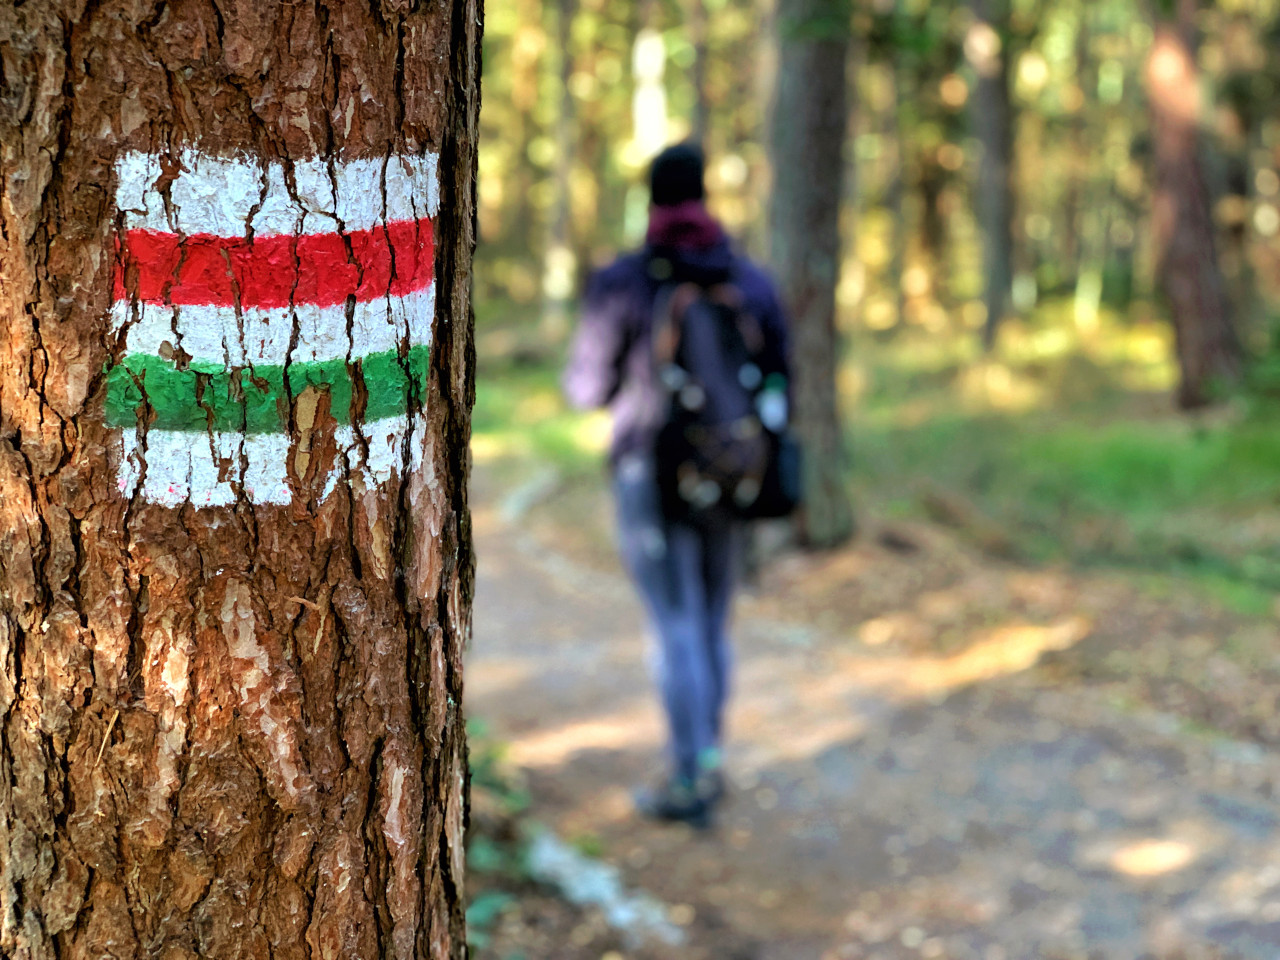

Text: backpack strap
xmin=653 ymin=281 xmax=765 ymax=366
xmin=706 ymin=283 xmax=765 ymax=359
xmin=652 ymin=282 xmax=702 ymax=368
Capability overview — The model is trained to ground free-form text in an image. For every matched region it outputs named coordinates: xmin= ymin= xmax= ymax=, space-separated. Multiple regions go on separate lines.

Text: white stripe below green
xmin=116 ymin=416 xmax=425 ymax=509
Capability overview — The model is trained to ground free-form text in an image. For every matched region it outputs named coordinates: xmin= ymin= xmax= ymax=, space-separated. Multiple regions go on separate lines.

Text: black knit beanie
xmin=649 ymin=142 xmax=706 ymax=207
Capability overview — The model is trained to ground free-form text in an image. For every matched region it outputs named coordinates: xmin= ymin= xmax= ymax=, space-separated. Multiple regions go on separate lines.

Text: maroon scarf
xmin=645 ymin=200 xmax=725 ymax=250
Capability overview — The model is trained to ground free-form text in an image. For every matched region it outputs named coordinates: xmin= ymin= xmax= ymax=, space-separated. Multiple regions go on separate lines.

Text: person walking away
xmin=563 ymin=143 xmax=791 ymax=826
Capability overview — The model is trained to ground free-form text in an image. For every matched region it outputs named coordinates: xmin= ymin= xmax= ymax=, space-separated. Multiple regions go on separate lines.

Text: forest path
xmin=467 ymin=464 xmax=1280 ymax=960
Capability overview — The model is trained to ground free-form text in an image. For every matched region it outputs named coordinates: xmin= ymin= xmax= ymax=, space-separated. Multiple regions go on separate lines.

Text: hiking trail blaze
xmin=109 ymin=150 xmax=438 ymax=507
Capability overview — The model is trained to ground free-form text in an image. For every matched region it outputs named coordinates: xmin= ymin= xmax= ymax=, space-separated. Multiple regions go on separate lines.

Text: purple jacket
xmin=563 ymin=223 xmax=791 ymax=466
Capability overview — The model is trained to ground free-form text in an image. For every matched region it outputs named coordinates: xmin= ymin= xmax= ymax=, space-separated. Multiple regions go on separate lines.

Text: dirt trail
xmin=467 ymin=467 xmax=1280 ymax=960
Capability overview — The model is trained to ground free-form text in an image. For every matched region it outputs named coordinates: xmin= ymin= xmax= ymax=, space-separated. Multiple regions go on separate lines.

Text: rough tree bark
xmin=966 ymin=0 xmax=1015 ymax=350
xmin=0 ymin=1 xmax=480 ymax=957
xmin=770 ymin=0 xmax=855 ymax=549
xmin=1145 ymin=0 xmax=1243 ymax=408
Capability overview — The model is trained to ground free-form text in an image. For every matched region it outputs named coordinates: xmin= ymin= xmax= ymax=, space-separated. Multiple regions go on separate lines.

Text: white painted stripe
xmin=110 ymin=283 xmax=435 ymax=366
xmin=117 ymin=415 xmax=425 ymax=508
xmin=115 ymin=149 xmax=439 ymax=238
xmin=322 ymin=418 xmax=418 ymax=501
xmin=116 ymin=428 xmax=292 ymax=508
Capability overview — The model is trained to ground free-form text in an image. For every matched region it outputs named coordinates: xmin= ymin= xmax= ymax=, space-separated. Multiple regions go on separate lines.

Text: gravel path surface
xmin=467 ymin=473 xmax=1280 ymax=960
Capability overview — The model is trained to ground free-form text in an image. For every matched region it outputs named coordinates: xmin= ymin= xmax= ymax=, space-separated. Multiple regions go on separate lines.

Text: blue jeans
xmin=613 ymin=455 xmax=737 ymax=781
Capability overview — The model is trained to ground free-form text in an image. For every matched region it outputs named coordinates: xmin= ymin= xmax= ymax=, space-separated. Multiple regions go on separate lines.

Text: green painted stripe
xmin=104 ymin=344 xmax=431 ymax=433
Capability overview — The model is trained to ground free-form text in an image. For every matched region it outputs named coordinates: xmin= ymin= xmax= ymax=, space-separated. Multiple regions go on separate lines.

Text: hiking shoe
xmin=698 ymin=767 xmax=727 ymax=806
xmin=633 ymin=777 xmax=714 ymax=829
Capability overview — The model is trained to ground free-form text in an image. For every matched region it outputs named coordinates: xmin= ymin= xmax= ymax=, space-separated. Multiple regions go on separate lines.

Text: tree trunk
xmin=507 ymin=0 xmax=543 ymax=285
xmin=886 ymin=55 xmax=908 ymax=330
xmin=0 ymin=2 xmax=480 ymax=958
xmin=745 ymin=0 xmax=779 ymax=258
xmin=1145 ymin=0 xmax=1242 ymax=408
xmin=917 ymin=152 xmax=949 ymax=297
xmin=541 ymin=0 xmax=577 ymax=341
xmin=686 ymin=0 xmax=711 ymax=145
xmin=967 ymin=0 xmax=1015 ymax=350
xmin=1061 ymin=22 xmax=1090 ymax=280
xmin=770 ymin=0 xmax=855 ymax=549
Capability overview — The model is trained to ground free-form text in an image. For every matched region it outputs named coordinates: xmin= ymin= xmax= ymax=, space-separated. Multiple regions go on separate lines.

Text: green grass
xmin=472 ymin=357 xmax=611 ymax=477
xmin=845 ymin=314 xmax=1280 ymax=603
xmin=854 ymin=411 xmax=1279 ymax=523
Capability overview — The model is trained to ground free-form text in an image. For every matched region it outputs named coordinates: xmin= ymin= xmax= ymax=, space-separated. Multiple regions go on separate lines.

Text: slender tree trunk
xmin=687 ymin=0 xmax=711 ymax=145
xmin=917 ymin=152 xmax=949 ymax=294
xmin=967 ymin=0 xmax=1015 ymax=349
xmin=1062 ymin=22 xmax=1090 ymax=279
xmin=1145 ymin=0 xmax=1242 ymax=407
xmin=886 ymin=57 xmax=909 ymax=330
xmin=509 ymin=0 xmax=543 ymax=280
xmin=1072 ymin=181 xmax=1112 ymax=335
xmin=746 ymin=0 xmax=780 ymax=257
xmin=541 ymin=0 xmax=577 ymax=340
xmin=0 ymin=2 xmax=480 ymax=957
xmin=770 ymin=0 xmax=855 ymax=549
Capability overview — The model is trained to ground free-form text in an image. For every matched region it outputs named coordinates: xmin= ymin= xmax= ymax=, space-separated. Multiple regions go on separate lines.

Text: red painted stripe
xmin=112 ymin=219 xmax=434 ymax=308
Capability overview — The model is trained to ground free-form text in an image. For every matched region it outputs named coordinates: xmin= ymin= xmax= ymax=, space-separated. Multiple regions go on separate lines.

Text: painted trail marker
xmin=108 ymin=150 xmax=437 ymax=507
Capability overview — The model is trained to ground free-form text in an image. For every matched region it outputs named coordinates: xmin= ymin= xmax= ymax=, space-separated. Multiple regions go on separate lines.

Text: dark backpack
xmin=651 ymin=280 xmax=800 ymax=523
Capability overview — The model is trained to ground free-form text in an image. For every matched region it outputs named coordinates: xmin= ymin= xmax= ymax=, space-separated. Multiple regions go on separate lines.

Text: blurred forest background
xmin=465 ymin=1 xmax=1280 ymax=954
xmin=472 ymin=0 xmax=1280 ymax=604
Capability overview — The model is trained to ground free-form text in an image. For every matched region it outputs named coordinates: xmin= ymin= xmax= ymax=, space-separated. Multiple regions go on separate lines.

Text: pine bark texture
xmin=1145 ymin=4 xmax=1242 ymax=408
xmin=769 ymin=0 xmax=855 ymax=549
xmin=0 ymin=1 xmax=480 ymax=957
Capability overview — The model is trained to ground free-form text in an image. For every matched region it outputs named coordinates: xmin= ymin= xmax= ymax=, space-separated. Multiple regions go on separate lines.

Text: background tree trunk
xmin=967 ymin=0 xmax=1015 ymax=350
xmin=1145 ymin=0 xmax=1242 ymax=407
xmin=541 ymin=0 xmax=577 ymax=341
xmin=0 ymin=1 xmax=479 ymax=957
xmin=686 ymin=0 xmax=711 ymax=145
xmin=915 ymin=150 xmax=952 ymax=309
xmin=886 ymin=51 xmax=909 ymax=331
xmin=770 ymin=0 xmax=856 ymax=549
